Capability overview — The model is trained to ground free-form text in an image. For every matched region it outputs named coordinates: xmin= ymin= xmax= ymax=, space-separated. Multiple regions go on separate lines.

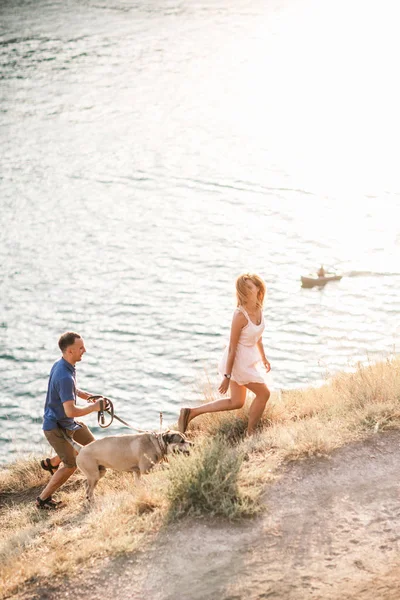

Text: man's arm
xmin=76 ymin=389 xmax=96 ymax=401
xmin=63 ymin=399 xmax=102 ymax=418
xmin=58 ymin=377 xmax=102 ymax=417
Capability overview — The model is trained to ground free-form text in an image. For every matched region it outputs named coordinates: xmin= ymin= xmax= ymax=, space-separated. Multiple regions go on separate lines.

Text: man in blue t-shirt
xmin=36 ymin=331 xmax=104 ymax=510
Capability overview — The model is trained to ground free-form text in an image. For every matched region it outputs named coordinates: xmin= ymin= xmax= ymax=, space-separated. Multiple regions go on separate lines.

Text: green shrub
xmin=213 ymin=415 xmax=248 ymax=444
xmin=166 ymin=435 xmax=256 ymax=520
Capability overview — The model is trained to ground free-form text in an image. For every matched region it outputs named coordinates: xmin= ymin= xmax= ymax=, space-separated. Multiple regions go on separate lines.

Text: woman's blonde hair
xmin=236 ymin=273 xmax=267 ymax=308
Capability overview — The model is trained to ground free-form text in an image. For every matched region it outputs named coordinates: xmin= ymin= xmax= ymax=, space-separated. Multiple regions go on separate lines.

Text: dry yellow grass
xmin=0 ymin=469 xmax=166 ymax=597
xmin=1 ymin=357 xmax=400 ymax=599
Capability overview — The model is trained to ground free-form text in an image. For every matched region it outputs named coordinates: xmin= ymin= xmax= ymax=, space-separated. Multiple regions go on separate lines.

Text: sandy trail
xmin=16 ymin=431 xmax=400 ymax=600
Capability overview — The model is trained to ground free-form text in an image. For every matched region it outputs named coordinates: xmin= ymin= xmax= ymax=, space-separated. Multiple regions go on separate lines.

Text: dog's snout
xmin=172 ymin=441 xmax=193 ymax=455
xmin=183 ymin=442 xmax=193 ymax=455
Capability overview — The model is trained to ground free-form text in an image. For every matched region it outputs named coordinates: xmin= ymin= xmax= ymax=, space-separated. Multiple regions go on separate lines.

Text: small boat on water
xmin=301 ymin=272 xmax=343 ymax=288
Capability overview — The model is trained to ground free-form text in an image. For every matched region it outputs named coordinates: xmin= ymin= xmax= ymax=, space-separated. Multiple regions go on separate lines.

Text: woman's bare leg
xmin=183 ymin=381 xmax=247 ymax=426
xmin=245 ymin=382 xmax=271 ymax=435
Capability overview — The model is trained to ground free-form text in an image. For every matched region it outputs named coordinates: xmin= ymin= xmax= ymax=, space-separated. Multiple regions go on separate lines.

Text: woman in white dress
xmin=178 ymin=273 xmax=271 ymax=436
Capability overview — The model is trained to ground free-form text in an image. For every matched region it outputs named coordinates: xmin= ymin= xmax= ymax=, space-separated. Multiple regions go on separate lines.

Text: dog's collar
xmin=153 ymin=432 xmax=167 ymax=456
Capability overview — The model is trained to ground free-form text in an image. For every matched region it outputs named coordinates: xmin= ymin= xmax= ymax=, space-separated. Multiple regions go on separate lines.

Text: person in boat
xmin=178 ymin=273 xmax=271 ymax=436
xmin=317 ymin=265 xmax=326 ymax=278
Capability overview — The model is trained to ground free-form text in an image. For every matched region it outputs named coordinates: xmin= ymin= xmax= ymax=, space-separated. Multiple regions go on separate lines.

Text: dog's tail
xmin=60 ymin=428 xmax=83 ymax=454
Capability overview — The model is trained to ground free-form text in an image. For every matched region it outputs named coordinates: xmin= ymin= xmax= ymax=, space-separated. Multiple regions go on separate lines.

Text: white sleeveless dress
xmin=218 ymin=306 xmax=271 ymax=386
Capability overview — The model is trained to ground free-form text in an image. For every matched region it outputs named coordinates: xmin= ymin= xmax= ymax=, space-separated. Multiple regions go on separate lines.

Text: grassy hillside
xmin=1 ymin=357 xmax=400 ymax=599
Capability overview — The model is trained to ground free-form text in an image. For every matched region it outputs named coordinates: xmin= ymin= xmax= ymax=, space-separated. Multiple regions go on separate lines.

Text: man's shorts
xmin=44 ymin=421 xmax=95 ymax=468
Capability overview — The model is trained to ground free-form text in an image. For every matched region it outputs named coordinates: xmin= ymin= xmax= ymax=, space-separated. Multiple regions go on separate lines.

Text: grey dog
xmin=66 ymin=430 xmax=192 ymax=501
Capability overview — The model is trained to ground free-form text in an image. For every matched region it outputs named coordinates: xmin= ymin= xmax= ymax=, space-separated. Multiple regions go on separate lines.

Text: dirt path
xmin=17 ymin=431 xmax=400 ymax=600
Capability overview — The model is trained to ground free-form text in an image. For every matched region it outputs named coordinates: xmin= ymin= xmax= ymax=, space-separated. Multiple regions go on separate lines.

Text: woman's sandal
xmin=40 ymin=458 xmax=58 ymax=476
xmin=178 ymin=408 xmax=191 ymax=434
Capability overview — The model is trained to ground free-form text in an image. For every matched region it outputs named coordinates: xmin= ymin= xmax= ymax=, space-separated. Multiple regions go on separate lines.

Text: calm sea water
xmin=1 ymin=0 xmax=399 ymax=464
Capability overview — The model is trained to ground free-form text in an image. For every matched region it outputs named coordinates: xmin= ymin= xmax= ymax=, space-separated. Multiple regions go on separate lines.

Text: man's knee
xmin=44 ymin=428 xmax=77 ymax=468
xmin=61 ymin=463 xmax=78 ymax=472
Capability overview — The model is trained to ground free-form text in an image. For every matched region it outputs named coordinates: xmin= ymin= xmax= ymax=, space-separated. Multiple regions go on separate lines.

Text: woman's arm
xmin=218 ymin=311 xmax=247 ymax=394
xmin=257 ymin=338 xmax=271 ymax=372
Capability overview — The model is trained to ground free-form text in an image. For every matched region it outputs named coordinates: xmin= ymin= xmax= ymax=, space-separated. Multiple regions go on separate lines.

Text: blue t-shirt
xmin=43 ymin=357 xmax=81 ymax=431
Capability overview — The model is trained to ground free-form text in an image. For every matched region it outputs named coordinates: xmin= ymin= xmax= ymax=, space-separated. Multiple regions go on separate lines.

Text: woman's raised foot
xmin=177 ymin=408 xmax=191 ymax=433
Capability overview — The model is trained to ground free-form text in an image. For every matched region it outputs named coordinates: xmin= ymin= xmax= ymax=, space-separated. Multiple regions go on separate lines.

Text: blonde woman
xmin=178 ymin=273 xmax=271 ymax=436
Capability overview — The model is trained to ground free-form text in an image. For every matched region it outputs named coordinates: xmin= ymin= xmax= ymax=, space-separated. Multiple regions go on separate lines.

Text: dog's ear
xmin=162 ymin=432 xmax=171 ymax=444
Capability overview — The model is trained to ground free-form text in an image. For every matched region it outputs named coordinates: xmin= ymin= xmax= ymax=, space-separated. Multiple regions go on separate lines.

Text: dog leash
xmin=87 ymin=395 xmax=162 ymax=434
xmin=59 ymin=423 xmax=167 ymax=459
xmin=153 ymin=431 xmax=167 ymax=456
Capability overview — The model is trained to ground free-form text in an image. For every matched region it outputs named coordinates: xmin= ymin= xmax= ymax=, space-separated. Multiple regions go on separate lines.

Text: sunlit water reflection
xmin=1 ymin=0 xmax=399 ymax=463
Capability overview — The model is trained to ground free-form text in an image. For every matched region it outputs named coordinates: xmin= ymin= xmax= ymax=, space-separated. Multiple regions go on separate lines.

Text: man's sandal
xmin=40 ymin=458 xmax=58 ymax=476
xmin=36 ymin=496 xmax=65 ymax=510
